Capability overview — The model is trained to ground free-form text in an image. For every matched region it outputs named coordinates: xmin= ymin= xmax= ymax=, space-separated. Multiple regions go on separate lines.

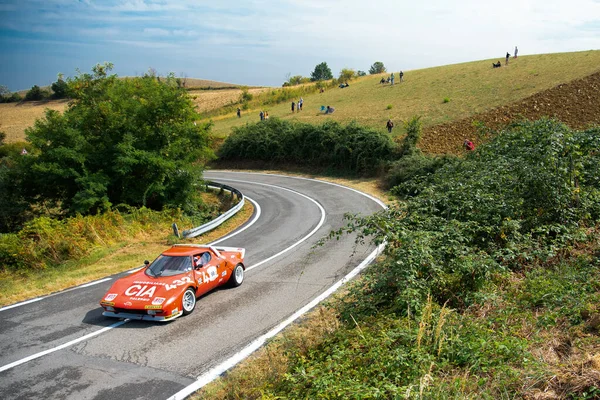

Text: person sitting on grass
xmin=325 ymin=105 xmax=335 ymax=114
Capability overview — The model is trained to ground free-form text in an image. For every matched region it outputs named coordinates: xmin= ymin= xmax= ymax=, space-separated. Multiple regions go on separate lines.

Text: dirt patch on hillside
xmin=421 ymin=71 xmax=600 ymax=155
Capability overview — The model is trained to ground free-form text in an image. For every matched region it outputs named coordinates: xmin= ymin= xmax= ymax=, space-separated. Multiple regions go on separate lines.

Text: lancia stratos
xmin=99 ymin=244 xmax=245 ymax=321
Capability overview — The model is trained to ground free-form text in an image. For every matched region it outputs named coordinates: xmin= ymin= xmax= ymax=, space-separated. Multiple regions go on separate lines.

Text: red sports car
xmin=99 ymin=244 xmax=246 ymax=321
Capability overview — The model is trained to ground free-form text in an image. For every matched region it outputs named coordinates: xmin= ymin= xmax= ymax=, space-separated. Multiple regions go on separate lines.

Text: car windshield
xmin=146 ymin=255 xmax=192 ymax=277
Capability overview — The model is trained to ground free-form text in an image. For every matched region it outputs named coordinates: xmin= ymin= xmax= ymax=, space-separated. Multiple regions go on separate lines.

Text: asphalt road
xmin=0 ymin=171 xmax=384 ymax=400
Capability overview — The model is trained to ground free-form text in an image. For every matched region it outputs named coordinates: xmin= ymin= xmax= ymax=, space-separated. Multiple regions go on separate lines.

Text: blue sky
xmin=0 ymin=0 xmax=599 ymax=91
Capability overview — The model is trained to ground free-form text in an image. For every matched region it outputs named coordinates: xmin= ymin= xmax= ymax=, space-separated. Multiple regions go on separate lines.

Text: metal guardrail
xmin=180 ymin=181 xmax=245 ymax=239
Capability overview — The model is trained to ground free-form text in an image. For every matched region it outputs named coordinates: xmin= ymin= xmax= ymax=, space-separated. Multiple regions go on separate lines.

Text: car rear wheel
xmin=229 ymin=264 xmax=244 ymax=287
xmin=182 ymin=288 xmax=196 ymax=315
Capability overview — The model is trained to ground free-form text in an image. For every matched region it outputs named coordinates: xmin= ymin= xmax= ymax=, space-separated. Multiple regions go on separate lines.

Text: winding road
xmin=0 ymin=171 xmax=384 ymax=400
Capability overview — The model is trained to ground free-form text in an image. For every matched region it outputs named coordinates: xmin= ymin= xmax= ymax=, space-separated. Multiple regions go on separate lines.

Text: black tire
xmin=229 ymin=263 xmax=244 ymax=287
xmin=182 ymin=288 xmax=196 ymax=315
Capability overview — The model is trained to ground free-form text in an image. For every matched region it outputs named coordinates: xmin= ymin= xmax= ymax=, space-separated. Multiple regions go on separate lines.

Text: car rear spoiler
xmin=213 ymin=246 xmax=246 ymax=260
xmin=171 ymin=244 xmax=245 ymax=260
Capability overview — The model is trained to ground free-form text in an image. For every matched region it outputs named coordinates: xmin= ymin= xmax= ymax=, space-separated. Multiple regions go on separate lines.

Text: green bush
xmin=443 ymin=97 xmax=451 ymax=103
xmin=0 ymin=207 xmax=205 ymax=273
xmin=385 ymin=153 xmax=457 ymax=189
xmin=218 ymin=118 xmax=395 ymax=175
xmin=386 ymin=104 xmax=393 ymax=110
xmin=24 ymin=85 xmax=50 ymax=101
xmin=51 ymin=78 xmax=69 ymax=99
xmin=338 ymin=119 xmax=600 ymax=316
xmin=19 ymin=63 xmax=214 ymax=216
xmin=338 ymin=68 xmax=356 ymax=83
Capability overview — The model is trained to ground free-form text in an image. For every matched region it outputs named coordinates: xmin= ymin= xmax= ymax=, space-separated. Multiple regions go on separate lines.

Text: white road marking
xmin=0 ymin=319 xmax=129 ymax=373
xmin=0 ymin=297 xmax=43 ymax=312
xmin=78 ymin=278 xmax=112 ymax=288
xmin=0 ymin=277 xmax=113 ymax=313
xmin=205 ymin=178 xmax=326 ymax=272
xmin=166 ymin=243 xmax=386 ymax=400
xmin=209 ymin=196 xmax=261 ymax=246
xmin=206 ymin=171 xmax=387 ymax=209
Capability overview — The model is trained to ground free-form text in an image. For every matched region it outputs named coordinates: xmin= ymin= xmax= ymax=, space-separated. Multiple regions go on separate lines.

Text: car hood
xmin=100 ymin=268 xmax=192 ymax=308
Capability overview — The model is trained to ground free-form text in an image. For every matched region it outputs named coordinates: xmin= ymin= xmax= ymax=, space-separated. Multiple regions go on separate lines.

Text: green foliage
xmin=285 ymin=75 xmax=311 ymax=86
xmin=0 ymin=85 xmax=10 ymax=103
xmin=386 ymin=104 xmax=393 ymax=110
xmin=259 ymin=119 xmax=600 ymax=398
xmin=369 ymin=61 xmax=386 ymax=74
xmin=310 ymin=62 xmax=333 ymax=81
xmin=218 ymin=118 xmax=395 ymax=175
xmin=385 ymin=153 xmax=457 ymax=189
xmin=338 ymin=119 xmax=600 ymax=317
xmin=239 ymin=87 xmax=253 ymax=102
xmin=0 ymin=139 xmax=34 ymax=232
xmin=19 ymin=63 xmax=214 ymax=216
xmin=398 ymin=115 xmax=423 ymax=157
xmin=357 ymin=70 xmax=367 ymax=77
xmin=24 ymin=85 xmax=48 ymax=101
xmin=0 ymin=208 xmax=206 ymax=272
xmin=0 ymin=86 xmax=21 ymax=103
xmin=338 ymin=68 xmax=356 ymax=83
xmin=443 ymin=97 xmax=451 ymax=103
xmin=5 ymin=92 xmax=22 ymax=103
xmin=51 ymin=77 xmax=69 ymax=99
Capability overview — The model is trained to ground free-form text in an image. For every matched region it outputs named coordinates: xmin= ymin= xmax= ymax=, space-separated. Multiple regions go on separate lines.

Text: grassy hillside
xmin=3 ymin=51 xmax=599 ymax=147
xmin=208 ymin=50 xmax=600 ymax=140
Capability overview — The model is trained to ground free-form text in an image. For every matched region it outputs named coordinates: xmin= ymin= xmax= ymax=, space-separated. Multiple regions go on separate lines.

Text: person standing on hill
xmin=514 ymin=46 xmax=518 ymax=58
xmin=399 ymin=71 xmax=404 ymax=82
xmin=299 ymin=97 xmax=303 ymax=111
xmin=463 ymin=139 xmax=475 ymax=151
xmin=259 ymin=110 xmax=264 ymax=121
xmin=391 ymin=72 xmax=395 ymax=85
xmin=386 ymin=119 xmax=394 ymax=133
xmin=291 ymin=101 xmax=295 ymax=112
xmin=236 ymin=107 xmax=241 ymax=118
xmin=505 ymin=52 xmax=510 ymax=65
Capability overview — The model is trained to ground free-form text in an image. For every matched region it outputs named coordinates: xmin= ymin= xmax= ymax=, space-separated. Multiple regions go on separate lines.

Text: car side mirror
xmin=144 ymin=260 xmax=150 ymax=266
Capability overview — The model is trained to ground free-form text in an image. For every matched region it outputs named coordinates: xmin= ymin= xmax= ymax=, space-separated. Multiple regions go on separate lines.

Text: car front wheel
xmin=229 ymin=264 xmax=244 ymax=287
xmin=182 ymin=288 xmax=196 ymax=315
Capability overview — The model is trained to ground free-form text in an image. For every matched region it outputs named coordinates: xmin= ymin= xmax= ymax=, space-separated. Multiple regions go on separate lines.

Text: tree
xmin=369 ymin=61 xmax=386 ymax=74
xmin=310 ymin=62 xmax=333 ymax=81
xmin=338 ymin=68 xmax=357 ymax=83
xmin=51 ymin=74 xmax=69 ymax=99
xmin=24 ymin=85 xmax=45 ymax=101
xmin=357 ymin=70 xmax=367 ymax=77
xmin=0 ymin=85 xmax=9 ymax=102
xmin=22 ymin=63 xmax=214 ymax=216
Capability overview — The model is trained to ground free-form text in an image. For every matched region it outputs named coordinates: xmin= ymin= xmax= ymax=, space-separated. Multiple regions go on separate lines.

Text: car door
xmin=193 ymin=250 xmax=224 ymax=295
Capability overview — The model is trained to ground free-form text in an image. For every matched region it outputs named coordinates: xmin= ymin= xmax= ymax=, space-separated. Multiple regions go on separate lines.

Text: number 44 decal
xmin=198 ymin=266 xmax=219 ymax=285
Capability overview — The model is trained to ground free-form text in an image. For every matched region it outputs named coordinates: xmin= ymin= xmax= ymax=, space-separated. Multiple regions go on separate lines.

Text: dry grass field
xmin=0 ymin=100 xmax=69 ymax=142
xmin=189 ymin=87 xmax=270 ymax=113
xmin=0 ymin=86 xmax=269 ymax=143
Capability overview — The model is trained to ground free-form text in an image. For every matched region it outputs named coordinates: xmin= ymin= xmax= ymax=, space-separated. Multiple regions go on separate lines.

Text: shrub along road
xmin=0 ymin=171 xmax=383 ymax=400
